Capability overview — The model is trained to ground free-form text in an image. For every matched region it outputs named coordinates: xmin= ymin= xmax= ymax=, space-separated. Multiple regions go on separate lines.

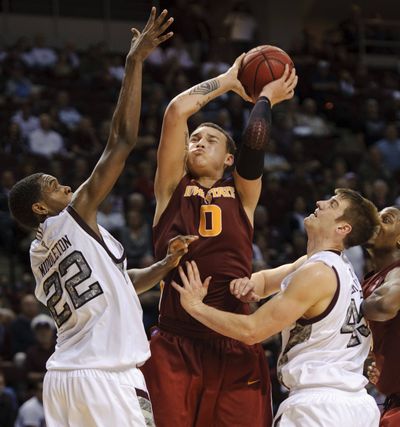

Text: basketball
xmin=238 ymin=45 xmax=294 ymax=99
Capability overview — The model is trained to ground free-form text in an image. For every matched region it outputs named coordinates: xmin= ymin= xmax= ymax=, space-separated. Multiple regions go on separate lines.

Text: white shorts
xmin=273 ymin=388 xmax=380 ymax=427
xmin=43 ymin=368 xmax=154 ymax=427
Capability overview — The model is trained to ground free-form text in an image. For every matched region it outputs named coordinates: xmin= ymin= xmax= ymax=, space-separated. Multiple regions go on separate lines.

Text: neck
xmin=367 ymin=247 xmax=400 ymax=271
xmin=195 ymin=174 xmax=222 ymax=188
xmin=306 ymin=235 xmax=344 ymax=257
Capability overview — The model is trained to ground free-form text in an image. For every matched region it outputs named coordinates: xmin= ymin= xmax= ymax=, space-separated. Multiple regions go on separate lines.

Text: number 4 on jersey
xmin=340 ymin=298 xmax=370 ymax=347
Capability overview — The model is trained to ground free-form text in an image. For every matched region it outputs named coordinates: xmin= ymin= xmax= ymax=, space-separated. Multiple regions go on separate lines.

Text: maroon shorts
xmin=141 ymin=328 xmax=272 ymax=427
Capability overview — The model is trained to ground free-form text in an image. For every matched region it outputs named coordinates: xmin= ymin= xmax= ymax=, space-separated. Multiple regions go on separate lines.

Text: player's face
xmin=36 ymin=174 xmax=73 ymax=216
xmin=305 ymin=195 xmax=350 ymax=235
xmin=368 ymin=207 xmax=400 ymax=250
xmin=186 ymin=127 xmax=233 ymax=177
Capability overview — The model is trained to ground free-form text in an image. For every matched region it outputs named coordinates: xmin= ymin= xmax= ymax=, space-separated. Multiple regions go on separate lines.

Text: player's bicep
xmin=154 ymin=104 xmax=189 ymax=201
xmin=250 ymin=288 xmax=312 ymax=342
xmin=250 ymin=263 xmax=336 ymax=341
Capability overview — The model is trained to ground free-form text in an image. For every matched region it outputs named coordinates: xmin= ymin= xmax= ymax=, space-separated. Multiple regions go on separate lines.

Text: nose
xmin=195 ymin=139 xmax=205 ymax=148
xmin=64 ymin=185 xmax=72 ymax=194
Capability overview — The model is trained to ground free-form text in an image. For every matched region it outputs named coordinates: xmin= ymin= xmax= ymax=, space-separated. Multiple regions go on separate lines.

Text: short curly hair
xmin=8 ymin=173 xmax=44 ymax=229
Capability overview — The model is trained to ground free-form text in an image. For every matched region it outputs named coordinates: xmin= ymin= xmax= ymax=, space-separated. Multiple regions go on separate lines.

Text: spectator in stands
xmin=369 ymin=178 xmax=393 ymax=211
xmin=286 ymin=195 xmax=308 ymax=237
xmin=27 ymin=114 xmax=65 ymax=159
xmin=0 ymin=171 xmax=16 ymax=253
xmin=264 ymin=139 xmax=291 ymax=180
xmin=12 ymin=102 xmax=40 ymax=139
xmin=28 ymin=34 xmax=57 ymax=69
xmin=0 ymin=308 xmax=15 ymax=360
xmin=224 ymin=1 xmax=258 ymax=58
xmin=293 ymin=97 xmax=332 ymax=137
xmin=97 ymin=194 xmax=126 ymax=233
xmin=1 ymin=122 xmax=26 ymax=155
xmin=374 ymin=123 xmax=400 ymax=176
xmin=5 ymin=67 xmax=33 ymax=103
xmin=359 ymin=143 xmax=389 ymax=182
xmin=0 ymin=370 xmax=16 ymax=427
xmin=117 ymin=209 xmax=154 ymax=269
xmin=14 ymin=381 xmax=45 ymax=427
xmin=360 ymin=98 xmax=386 ymax=146
xmin=108 ymin=54 xmax=125 ymax=82
xmin=9 ymin=294 xmax=39 ymax=356
xmin=69 ymin=117 xmax=102 ymax=158
xmin=165 ymin=34 xmax=194 ymax=70
xmin=55 ymin=91 xmax=82 ymax=130
xmin=25 ymin=314 xmax=55 ymax=383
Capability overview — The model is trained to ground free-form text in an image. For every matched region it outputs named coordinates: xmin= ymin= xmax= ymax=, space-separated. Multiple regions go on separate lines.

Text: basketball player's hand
xmin=171 ymin=261 xmax=212 ymax=310
xmin=230 ymin=278 xmax=261 ymax=303
xmin=259 ymin=64 xmax=298 ymax=106
xmin=166 ymin=235 xmax=199 ymax=268
xmin=128 ymin=7 xmax=173 ymax=61
xmin=367 ymin=361 xmax=380 ymax=385
xmin=225 ymin=53 xmax=254 ymax=103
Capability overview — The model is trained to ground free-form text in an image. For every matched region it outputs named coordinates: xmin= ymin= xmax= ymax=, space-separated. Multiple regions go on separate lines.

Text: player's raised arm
xmin=72 ymin=8 xmax=173 ymax=226
xmin=233 ymin=66 xmax=298 ymax=219
xmin=154 ymin=54 xmax=250 ymax=223
xmin=362 ymin=268 xmax=400 ymax=321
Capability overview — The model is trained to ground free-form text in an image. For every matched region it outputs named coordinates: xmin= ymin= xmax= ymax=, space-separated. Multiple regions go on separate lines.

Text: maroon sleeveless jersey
xmin=362 ymin=260 xmax=400 ymax=395
xmin=153 ymin=175 xmax=253 ymax=337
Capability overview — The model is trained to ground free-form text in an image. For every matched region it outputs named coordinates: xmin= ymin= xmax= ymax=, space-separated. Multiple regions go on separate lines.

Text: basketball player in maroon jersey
xmin=140 ymin=57 xmax=297 ymax=426
xmin=362 ymin=206 xmax=400 ymax=426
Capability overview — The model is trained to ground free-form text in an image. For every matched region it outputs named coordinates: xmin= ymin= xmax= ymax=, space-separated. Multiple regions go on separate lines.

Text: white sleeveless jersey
xmin=30 ymin=206 xmax=150 ymax=370
xmin=277 ymin=251 xmax=371 ymax=392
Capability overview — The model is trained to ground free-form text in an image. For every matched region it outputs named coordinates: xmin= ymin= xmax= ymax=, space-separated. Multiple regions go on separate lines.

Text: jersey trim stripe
xmin=66 ymin=206 xmax=126 ymax=264
xmin=298 ymin=266 xmax=340 ymax=325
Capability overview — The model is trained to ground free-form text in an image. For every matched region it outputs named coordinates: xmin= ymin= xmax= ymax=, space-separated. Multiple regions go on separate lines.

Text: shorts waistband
xmin=289 ymin=387 xmax=368 ymax=398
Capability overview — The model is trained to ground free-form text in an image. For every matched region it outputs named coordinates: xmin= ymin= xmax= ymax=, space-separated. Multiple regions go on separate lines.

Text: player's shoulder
xmin=385 ymin=266 xmax=400 ymax=283
xmin=290 ymin=258 xmax=337 ymax=293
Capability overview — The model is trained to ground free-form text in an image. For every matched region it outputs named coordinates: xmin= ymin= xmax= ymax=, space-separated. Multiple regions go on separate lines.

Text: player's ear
xmin=224 ymin=153 xmax=234 ymax=167
xmin=337 ymin=223 xmax=352 ymax=236
xmin=32 ymin=202 xmax=48 ymax=216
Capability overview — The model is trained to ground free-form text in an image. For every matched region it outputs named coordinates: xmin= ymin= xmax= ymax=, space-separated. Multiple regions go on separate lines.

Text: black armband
xmin=236 ymin=96 xmax=271 ymax=180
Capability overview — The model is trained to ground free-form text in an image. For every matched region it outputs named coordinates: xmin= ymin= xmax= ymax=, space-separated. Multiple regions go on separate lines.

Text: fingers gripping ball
xmin=238 ymin=45 xmax=294 ymax=99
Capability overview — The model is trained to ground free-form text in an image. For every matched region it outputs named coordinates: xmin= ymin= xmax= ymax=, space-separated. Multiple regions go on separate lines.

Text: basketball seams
xmin=238 ymin=45 xmax=293 ymax=98
xmin=261 ymin=51 xmax=276 ymax=81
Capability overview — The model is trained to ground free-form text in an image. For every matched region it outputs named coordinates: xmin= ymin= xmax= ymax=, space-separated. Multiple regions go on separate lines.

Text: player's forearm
xmin=108 ymin=56 xmax=143 ymax=150
xmin=168 ymin=73 xmax=233 ymax=118
xmin=188 ymin=302 xmax=259 ymax=345
xmin=255 ymin=255 xmax=307 ymax=298
xmin=128 ymin=255 xmax=176 ymax=295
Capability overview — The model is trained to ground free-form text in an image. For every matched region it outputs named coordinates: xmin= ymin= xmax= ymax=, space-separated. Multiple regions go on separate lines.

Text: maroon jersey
xmin=154 ymin=174 xmax=253 ymax=337
xmin=362 ymin=260 xmax=400 ymax=395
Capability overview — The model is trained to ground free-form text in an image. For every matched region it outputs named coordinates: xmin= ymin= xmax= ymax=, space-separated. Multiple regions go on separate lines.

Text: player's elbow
xmin=240 ymin=321 xmax=260 ymax=345
xmin=165 ymin=97 xmax=190 ymax=119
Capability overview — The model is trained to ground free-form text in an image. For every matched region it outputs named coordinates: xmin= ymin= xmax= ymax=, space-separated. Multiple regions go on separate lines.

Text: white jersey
xmin=30 ymin=206 xmax=150 ymax=371
xmin=277 ymin=251 xmax=371 ymax=393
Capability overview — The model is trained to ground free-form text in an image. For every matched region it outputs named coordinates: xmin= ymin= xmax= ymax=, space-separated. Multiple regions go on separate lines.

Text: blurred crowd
xmin=0 ymin=1 xmax=399 ymax=422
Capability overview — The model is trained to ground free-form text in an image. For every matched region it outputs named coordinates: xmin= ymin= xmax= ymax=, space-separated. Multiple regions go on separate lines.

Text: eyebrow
xmin=190 ymin=132 xmax=219 ymax=141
